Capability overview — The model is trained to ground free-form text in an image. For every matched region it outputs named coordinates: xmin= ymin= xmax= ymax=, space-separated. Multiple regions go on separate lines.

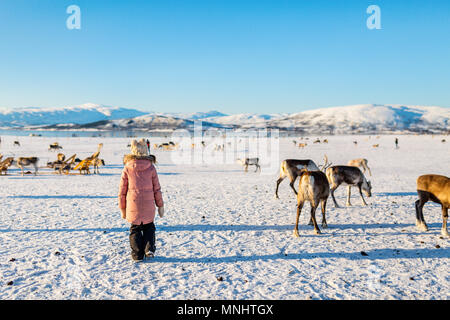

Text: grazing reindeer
xmin=347 ymin=158 xmax=372 ymax=176
xmin=293 ymin=170 xmax=330 ymax=237
xmin=298 ymin=143 xmax=307 ymax=148
xmin=13 ymin=157 xmax=39 ymax=176
xmin=275 ymin=159 xmax=320 ymax=198
xmin=313 ymin=139 xmax=321 ymax=144
xmin=372 ymin=144 xmax=379 ymax=148
xmin=323 ymin=139 xmax=328 ymax=143
xmin=92 ymin=158 xmax=105 ymax=174
xmin=48 ymin=142 xmax=63 ymax=151
xmin=238 ymin=158 xmax=261 ymax=172
xmin=326 ymin=166 xmax=372 ymax=207
xmin=13 ymin=141 xmax=20 ymax=147
xmin=442 ymin=139 xmax=446 ymax=143
xmin=353 ymin=141 xmax=358 ymax=146
xmin=0 ymin=157 xmax=14 ymax=175
xmin=415 ymin=174 xmax=450 ymax=237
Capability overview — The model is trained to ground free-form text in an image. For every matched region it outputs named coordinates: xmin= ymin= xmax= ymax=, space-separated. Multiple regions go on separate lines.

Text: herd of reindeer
xmin=0 ymin=141 xmax=105 ymax=176
xmin=0 ymin=136 xmax=448 ymax=239
xmin=241 ymin=139 xmax=448 ymax=239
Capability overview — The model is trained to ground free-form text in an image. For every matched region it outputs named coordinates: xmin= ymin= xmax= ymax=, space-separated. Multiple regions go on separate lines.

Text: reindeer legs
xmin=358 ymin=184 xmax=368 ymax=206
xmin=442 ymin=206 xmax=449 ymax=237
xmin=321 ymin=199 xmax=328 ymax=228
xmin=346 ymin=186 xmax=352 ymax=206
xmin=415 ymin=191 xmax=429 ymax=231
xmin=293 ymin=201 xmax=304 ymax=238
xmin=275 ymin=177 xmax=283 ymax=199
xmin=310 ymin=205 xmax=321 ymax=235
xmin=289 ymin=179 xmax=298 ymax=196
xmin=330 ymin=185 xmax=340 ymax=208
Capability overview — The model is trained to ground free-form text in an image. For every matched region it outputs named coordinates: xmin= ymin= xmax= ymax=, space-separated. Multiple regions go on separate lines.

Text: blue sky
xmin=0 ymin=0 xmax=449 ymax=113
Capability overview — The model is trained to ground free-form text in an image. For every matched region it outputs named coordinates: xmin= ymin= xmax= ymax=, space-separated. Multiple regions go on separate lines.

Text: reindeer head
xmin=362 ymin=179 xmax=372 ymax=197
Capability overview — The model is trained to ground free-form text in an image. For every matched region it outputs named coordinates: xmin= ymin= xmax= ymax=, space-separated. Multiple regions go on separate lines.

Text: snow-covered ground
xmin=0 ymin=134 xmax=449 ymax=299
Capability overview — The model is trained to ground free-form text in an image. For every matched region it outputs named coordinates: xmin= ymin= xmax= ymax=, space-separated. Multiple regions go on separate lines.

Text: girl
xmin=119 ymin=139 xmax=164 ymax=262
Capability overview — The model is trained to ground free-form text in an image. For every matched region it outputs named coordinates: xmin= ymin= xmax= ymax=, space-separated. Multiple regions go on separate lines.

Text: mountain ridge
xmin=1 ymin=103 xmax=449 ymax=133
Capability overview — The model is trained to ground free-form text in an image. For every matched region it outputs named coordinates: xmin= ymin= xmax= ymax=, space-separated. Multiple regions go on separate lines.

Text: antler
xmin=320 ymin=154 xmax=332 ymax=171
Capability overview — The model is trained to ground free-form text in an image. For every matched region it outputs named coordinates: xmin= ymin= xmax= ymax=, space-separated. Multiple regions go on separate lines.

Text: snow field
xmin=0 ymin=134 xmax=449 ymax=299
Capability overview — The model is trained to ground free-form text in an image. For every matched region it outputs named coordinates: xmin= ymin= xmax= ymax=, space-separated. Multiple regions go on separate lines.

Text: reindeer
xmin=442 ymin=139 xmax=446 ymax=143
xmin=313 ymin=139 xmax=321 ymax=144
xmin=13 ymin=141 xmax=20 ymax=147
xmin=275 ymin=156 xmax=332 ymax=198
xmin=298 ymin=143 xmax=307 ymax=148
xmin=353 ymin=141 xmax=358 ymax=146
xmin=372 ymin=144 xmax=379 ymax=148
xmin=347 ymin=158 xmax=372 ymax=176
xmin=293 ymin=170 xmax=330 ymax=237
xmin=323 ymin=139 xmax=328 ymax=143
xmin=415 ymin=174 xmax=449 ymax=237
xmin=0 ymin=157 xmax=14 ymax=175
xmin=238 ymin=158 xmax=261 ymax=172
xmin=48 ymin=142 xmax=63 ymax=151
xmin=326 ymin=166 xmax=372 ymax=207
xmin=13 ymin=157 xmax=39 ymax=176
xmin=92 ymin=158 xmax=105 ymax=174
xmin=48 ymin=154 xmax=77 ymax=174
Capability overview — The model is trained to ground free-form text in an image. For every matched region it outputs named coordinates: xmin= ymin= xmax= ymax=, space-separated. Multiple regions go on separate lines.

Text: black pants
xmin=129 ymin=222 xmax=156 ymax=260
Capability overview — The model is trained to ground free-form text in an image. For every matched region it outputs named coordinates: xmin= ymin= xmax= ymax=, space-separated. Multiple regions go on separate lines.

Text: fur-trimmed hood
xmin=123 ymin=154 xmax=156 ymax=165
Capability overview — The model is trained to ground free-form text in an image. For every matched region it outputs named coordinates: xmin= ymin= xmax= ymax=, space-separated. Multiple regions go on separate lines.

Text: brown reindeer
xmin=347 ymin=158 xmax=372 ymax=176
xmin=293 ymin=170 xmax=330 ymax=237
xmin=0 ymin=157 xmax=14 ymax=175
xmin=298 ymin=143 xmax=307 ymax=148
xmin=415 ymin=174 xmax=449 ymax=237
xmin=372 ymin=144 xmax=379 ymax=148
xmin=326 ymin=166 xmax=372 ymax=207
xmin=48 ymin=142 xmax=63 ymax=151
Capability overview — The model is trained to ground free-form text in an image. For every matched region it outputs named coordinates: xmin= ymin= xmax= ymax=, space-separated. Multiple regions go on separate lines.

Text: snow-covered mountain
xmin=257 ymin=104 xmax=450 ymax=134
xmin=165 ymin=110 xmax=228 ymax=120
xmin=0 ymin=103 xmax=448 ymax=133
xmin=0 ymin=103 xmax=147 ymax=127
xmin=202 ymin=113 xmax=288 ymax=126
xmin=39 ymin=113 xmax=228 ymax=131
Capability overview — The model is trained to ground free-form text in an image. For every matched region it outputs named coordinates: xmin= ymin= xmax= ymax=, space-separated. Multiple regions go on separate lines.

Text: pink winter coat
xmin=118 ymin=155 xmax=163 ymax=225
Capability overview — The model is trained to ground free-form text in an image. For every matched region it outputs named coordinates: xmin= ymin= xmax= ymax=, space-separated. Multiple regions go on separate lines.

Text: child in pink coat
xmin=119 ymin=139 xmax=164 ymax=262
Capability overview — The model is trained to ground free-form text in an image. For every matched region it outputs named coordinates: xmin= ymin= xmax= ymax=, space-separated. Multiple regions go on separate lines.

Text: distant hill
xmin=1 ymin=103 xmax=448 ymax=133
xmin=256 ymin=104 xmax=450 ymax=134
xmin=0 ymin=103 xmax=147 ymax=127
